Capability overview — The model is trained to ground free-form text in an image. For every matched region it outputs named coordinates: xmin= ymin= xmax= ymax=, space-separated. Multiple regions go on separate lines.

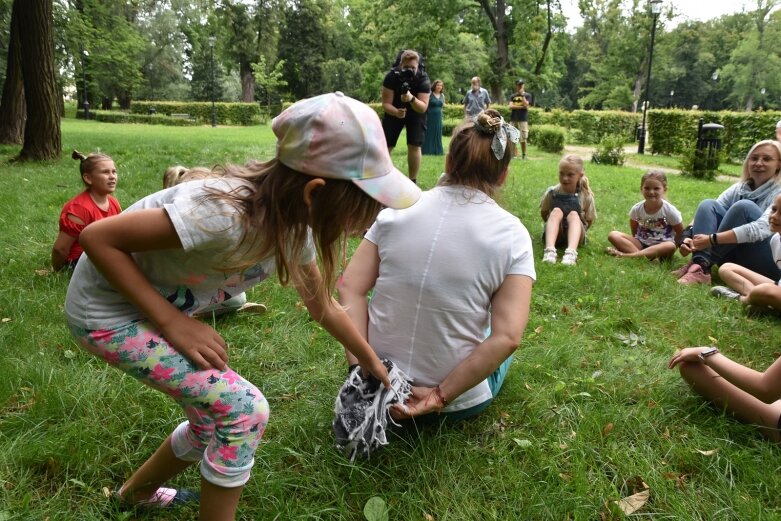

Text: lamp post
xmin=80 ymin=47 xmax=90 ymax=120
xmin=760 ymin=87 xmax=767 ymax=110
xmin=208 ymin=36 xmax=216 ymax=127
xmin=637 ymin=0 xmax=663 ymax=155
xmin=669 ymin=89 xmax=674 ymax=108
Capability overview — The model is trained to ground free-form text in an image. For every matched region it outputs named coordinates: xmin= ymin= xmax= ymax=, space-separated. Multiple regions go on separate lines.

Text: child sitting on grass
xmin=710 ymin=192 xmax=781 ymax=315
xmin=540 ymin=154 xmax=596 ymax=266
xmin=51 ymin=150 xmax=121 ymax=271
xmin=606 ymin=171 xmax=683 ymax=260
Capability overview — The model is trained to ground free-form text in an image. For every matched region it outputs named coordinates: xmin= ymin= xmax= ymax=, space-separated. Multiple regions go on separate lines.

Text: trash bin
xmin=148 ymin=107 xmax=157 ymax=115
xmin=694 ymin=118 xmax=723 ymax=175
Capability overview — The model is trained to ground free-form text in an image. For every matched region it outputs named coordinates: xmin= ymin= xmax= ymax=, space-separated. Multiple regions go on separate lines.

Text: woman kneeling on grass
xmin=337 ymin=109 xmax=535 ymax=423
xmin=669 ymin=346 xmax=781 ymax=442
xmin=64 ymin=92 xmax=419 ymax=520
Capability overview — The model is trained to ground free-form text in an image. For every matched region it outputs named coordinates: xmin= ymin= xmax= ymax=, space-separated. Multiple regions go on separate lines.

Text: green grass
xmin=1 ymin=120 xmax=780 ymax=520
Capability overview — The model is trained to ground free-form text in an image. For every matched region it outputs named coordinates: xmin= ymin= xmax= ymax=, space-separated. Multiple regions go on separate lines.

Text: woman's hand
xmin=691 ymin=234 xmax=712 ymax=252
xmin=161 ymin=315 xmax=229 ymax=371
xmin=678 ymin=237 xmax=693 ymax=256
xmin=668 ymin=347 xmax=711 ymax=369
xmin=390 ymin=385 xmax=445 ymax=420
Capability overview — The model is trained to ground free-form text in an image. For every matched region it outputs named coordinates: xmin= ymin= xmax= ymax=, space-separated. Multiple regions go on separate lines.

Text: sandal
xmin=111 ymin=486 xmax=200 ymax=510
xmin=604 ymin=246 xmax=623 ymax=257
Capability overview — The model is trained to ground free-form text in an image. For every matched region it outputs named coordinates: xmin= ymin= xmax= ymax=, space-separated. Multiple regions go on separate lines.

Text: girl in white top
xmin=711 ymin=191 xmax=781 ymax=313
xmin=606 ymin=171 xmax=684 ymax=260
xmin=64 ymin=93 xmax=419 ymax=520
xmin=338 ymin=109 xmax=535 ymax=421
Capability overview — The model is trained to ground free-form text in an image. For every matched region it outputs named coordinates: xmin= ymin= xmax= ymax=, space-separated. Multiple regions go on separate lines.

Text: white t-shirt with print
xmin=65 ymin=177 xmax=315 ymax=330
xmin=364 ymin=185 xmax=536 ymax=412
xmin=630 ymin=199 xmax=683 ymax=246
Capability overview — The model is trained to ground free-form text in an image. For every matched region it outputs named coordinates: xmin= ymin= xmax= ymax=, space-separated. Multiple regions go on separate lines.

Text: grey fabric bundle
xmin=332 ymin=359 xmax=412 ymax=461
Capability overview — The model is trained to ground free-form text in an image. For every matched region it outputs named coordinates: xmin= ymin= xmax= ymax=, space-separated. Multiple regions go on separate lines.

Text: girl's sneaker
xmin=677 ymin=263 xmax=711 ymax=285
xmin=710 ymin=286 xmax=740 ymax=300
xmin=542 ymin=248 xmax=557 ymax=264
xmin=671 ymin=261 xmax=693 ymax=279
xmin=561 ymin=248 xmax=578 ymax=266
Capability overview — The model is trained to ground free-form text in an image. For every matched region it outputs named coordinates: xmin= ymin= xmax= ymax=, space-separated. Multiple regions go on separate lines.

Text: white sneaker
xmin=561 ymin=248 xmax=578 ymax=266
xmin=542 ymin=248 xmax=557 ymax=264
xmin=710 ymin=286 xmax=740 ymax=300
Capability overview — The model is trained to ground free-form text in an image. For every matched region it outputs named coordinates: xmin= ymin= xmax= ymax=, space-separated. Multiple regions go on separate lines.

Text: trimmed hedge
xmin=130 ymin=101 xmax=265 ymax=126
xmin=76 ymin=110 xmax=198 ymax=126
xmin=530 ymin=125 xmax=566 ymax=153
xmin=648 ymin=109 xmax=781 ymax=160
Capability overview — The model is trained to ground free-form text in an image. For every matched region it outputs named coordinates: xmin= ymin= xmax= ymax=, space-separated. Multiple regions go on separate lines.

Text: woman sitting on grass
xmin=674 ymin=139 xmax=781 ymax=285
xmin=606 ymin=171 xmax=683 ymax=260
xmin=710 ymin=191 xmax=781 ymax=315
xmin=669 ymin=345 xmax=781 ymax=442
xmin=337 ymin=109 xmax=535 ymax=422
xmin=51 ymin=150 xmax=121 ymax=271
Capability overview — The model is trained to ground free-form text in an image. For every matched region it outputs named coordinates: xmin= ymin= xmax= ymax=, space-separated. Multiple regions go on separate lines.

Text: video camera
xmin=396 ymin=67 xmax=417 ymax=96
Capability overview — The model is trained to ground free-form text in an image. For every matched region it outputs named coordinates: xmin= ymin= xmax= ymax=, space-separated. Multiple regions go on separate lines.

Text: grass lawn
xmin=1 ymin=120 xmax=780 ymax=520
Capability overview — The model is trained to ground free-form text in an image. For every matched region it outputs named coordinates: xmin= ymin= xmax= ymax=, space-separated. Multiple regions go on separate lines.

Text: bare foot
xmin=605 ymin=246 xmax=624 ymax=257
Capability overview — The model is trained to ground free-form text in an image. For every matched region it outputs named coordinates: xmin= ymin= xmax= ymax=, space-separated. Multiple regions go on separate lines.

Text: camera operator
xmin=381 ymin=49 xmax=431 ymax=184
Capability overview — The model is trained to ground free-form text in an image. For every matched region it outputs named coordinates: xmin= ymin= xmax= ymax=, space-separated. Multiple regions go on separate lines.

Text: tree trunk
xmin=532 ymin=0 xmax=553 ymax=76
xmin=17 ymin=0 xmax=61 ymax=161
xmin=0 ymin=0 xmax=26 ymax=144
xmin=477 ymin=0 xmax=510 ymax=103
xmin=240 ymin=59 xmax=255 ymax=102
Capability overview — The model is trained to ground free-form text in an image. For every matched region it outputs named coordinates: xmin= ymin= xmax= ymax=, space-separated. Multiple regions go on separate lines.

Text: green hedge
xmin=530 ymin=125 xmax=566 ymax=153
xmin=77 ymin=110 xmax=198 ymax=126
xmin=648 ymin=109 xmax=781 ymax=160
xmin=130 ymin=101 xmax=265 ymax=126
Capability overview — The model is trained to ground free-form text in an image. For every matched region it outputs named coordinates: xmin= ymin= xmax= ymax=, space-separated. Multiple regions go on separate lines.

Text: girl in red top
xmin=51 ymin=150 xmax=122 ymax=271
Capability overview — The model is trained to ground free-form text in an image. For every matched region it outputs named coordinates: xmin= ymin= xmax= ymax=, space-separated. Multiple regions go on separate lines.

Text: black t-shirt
xmin=383 ymin=68 xmax=432 ymax=109
xmin=510 ymin=92 xmax=533 ymax=122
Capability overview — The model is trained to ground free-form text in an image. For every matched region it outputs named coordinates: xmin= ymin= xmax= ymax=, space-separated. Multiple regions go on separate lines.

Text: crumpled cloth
xmin=332 ymin=359 xmax=412 ymax=461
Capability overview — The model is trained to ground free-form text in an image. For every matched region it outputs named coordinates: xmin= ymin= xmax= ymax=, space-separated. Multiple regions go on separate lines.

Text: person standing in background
xmin=463 ymin=77 xmax=490 ymax=119
xmin=509 ymin=79 xmax=532 ymax=160
xmin=422 ymin=80 xmax=445 ymax=156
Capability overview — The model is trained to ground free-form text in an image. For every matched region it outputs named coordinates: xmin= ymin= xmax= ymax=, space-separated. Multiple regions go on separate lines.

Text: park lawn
xmin=0 ymin=119 xmax=779 ymax=520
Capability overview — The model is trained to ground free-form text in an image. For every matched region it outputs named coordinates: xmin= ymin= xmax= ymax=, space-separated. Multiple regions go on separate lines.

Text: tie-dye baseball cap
xmin=272 ymin=92 xmax=421 ymax=209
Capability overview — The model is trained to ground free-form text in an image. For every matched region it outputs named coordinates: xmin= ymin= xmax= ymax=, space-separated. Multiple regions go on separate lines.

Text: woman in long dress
xmin=422 ymin=80 xmax=445 ymax=155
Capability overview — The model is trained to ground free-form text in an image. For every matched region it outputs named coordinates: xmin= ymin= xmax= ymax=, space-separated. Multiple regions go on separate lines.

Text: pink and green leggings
xmin=68 ymin=319 xmax=269 ymax=488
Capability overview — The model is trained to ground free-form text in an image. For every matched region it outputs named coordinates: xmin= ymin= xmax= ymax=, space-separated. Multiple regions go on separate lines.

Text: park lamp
xmin=637 ymin=0 xmax=663 ymax=155
xmin=208 ymin=36 xmax=216 ymax=127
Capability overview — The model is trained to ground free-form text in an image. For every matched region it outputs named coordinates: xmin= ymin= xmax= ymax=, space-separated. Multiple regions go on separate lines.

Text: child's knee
xmin=718 ymin=262 xmax=738 ymax=276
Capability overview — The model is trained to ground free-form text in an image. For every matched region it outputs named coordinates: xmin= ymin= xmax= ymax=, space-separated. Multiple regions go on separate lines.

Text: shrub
xmin=130 ymin=101 xmax=265 ymax=125
xmin=531 ymin=125 xmax=566 ymax=153
xmin=678 ymin=143 xmax=723 ymax=180
xmin=76 ymin=110 xmax=198 ymax=126
xmin=591 ymin=135 xmax=627 ymax=166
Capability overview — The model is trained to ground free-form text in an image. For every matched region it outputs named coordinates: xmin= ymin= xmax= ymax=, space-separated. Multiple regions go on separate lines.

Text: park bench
xmin=170 ymin=113 xmax=195 ymax=121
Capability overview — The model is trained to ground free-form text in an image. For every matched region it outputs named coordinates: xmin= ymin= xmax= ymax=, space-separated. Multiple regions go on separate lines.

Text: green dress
xmin=422 ymin=94 xmax=444 ymax=155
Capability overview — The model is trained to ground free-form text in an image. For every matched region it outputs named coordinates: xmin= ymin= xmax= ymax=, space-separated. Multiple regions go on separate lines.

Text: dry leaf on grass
xmin=35 ymin=269 xmax=50 ymax=276
xmin=696 ymin=448 xmax=718 ymax=456
xmin=602 ymin=422 xmax=614 ymax=435
xmin=1 ymin=318 xmax=11 ymax=323
xmin=616 ymin=487 xmax=650 ymax=515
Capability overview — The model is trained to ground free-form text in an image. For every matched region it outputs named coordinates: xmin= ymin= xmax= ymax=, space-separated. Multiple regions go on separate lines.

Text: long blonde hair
xmin=163 ymin=165 xmax=218 ymax=188
xmin=204 ymin=160 xmax=383 ymax=305
xmin=559 ymin=154 xmax=592 ymax=196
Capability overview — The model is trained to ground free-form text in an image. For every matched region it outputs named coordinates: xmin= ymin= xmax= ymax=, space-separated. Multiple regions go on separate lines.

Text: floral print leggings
xmin=69 ymin=319 xmax=269 ymax=488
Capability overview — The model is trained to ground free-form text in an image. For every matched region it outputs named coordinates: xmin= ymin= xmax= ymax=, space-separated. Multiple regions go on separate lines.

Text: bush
xmin=130 ymin=101 xmax=265 ymax=126
xmin=77 ymin=110 xmax=199 ymax=126
xmin=591 ymin=135 xmax=627 ymax=166
xmin=531 ymin=125 xmax=566 ymax=153
xmin=678 ymin=144 xmax=723 ymax=180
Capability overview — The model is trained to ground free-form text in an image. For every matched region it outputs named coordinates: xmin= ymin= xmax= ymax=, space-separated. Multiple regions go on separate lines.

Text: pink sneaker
xmin=671 ymin=261 xmax=693 ymax=279
xmin=677 ymin=263 xmax=711 ymax=285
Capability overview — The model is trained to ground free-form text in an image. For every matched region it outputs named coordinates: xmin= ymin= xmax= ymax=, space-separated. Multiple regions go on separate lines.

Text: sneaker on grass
xmin=678 ymin=263 xmax=711 ymax=285
xmin=671 ymin=260 xmax=693 ymax=279
xmin=542 ymin=248 xmax=557 ymax=264
xmin=710 ymin=286 xmax=741 ymax=300
xmin=561 ymin=248 xmax=578 ymax=266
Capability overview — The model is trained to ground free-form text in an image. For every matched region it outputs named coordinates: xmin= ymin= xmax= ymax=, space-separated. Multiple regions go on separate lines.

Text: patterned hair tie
xmin=472 ymin=112 xmax=521 ymax=160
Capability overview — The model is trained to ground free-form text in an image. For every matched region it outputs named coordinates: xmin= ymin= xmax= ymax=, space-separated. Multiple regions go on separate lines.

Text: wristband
xmin=698 ymin=347 xmax=719 ymax=361
xmin=711 ymin=233 xmax=718 ymax=245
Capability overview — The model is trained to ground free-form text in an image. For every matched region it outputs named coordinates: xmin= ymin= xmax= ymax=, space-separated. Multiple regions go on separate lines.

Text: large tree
xmin=0 ymin=0 xmax=24 ymax=144
xmin=17 ymin=0 xmax=60 ymax=160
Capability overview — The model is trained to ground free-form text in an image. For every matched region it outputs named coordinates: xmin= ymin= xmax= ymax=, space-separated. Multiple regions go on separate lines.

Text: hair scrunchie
xmin=472 ymin=112 xmax=521 ymax=160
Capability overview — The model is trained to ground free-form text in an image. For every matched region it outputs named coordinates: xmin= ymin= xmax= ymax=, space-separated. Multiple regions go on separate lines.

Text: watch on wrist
xmin=698 ymin=347 xmax=720 ymax=361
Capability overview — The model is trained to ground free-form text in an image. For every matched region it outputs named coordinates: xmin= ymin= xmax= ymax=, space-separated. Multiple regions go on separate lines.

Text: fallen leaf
xmin=524 ymin=383 xmax=532 ymax=391
xmin=559 ymin=472 xmax=572 ymax=482
xmin=615 ymin=488 xmax=650 ymax=515
xmin=696 ymin=449 xmax=718 ymax=456
xmin=534 ymin=325 xmax=543 ymax=335
xmin=1 ymin=318 xmax=10 ymax=323
xmin=513 ymin=438 xmax=532 ymax=448
xmin=559 ymin=442 xmax=568 ymax=449
xmin=561 ymin=305 xmax=570 ymax=314
xmin=363 ymin=497 xmax=388 ymax=521
xmin=35 ymin=269 xmax=50 ymax=276
xmin=662 ymin=427 xmax=670 ymax=439
xmin=424 ymin=515 xmax=434 ymax=521
xmin=602 ymin=423 xmax=614 ymax=435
